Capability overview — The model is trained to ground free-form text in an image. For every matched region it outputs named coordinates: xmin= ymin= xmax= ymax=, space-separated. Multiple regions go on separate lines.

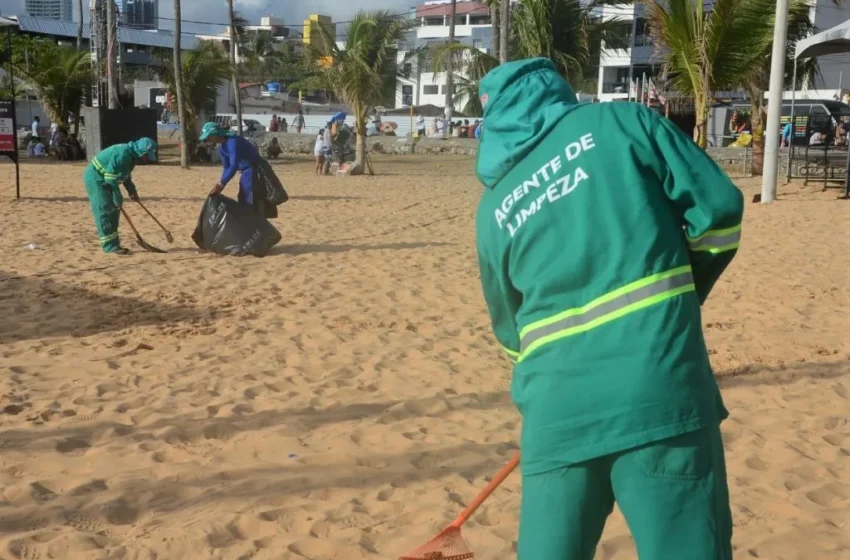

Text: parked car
xmin=231 ymin=119 xmax=266 ymax=134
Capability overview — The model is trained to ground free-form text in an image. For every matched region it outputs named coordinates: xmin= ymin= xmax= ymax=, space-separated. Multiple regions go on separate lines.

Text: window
xmin=424 ymin=17 xmax=443 ymax=26
xmin=441 ymin=85 xmax=459 ymax=94
xmin=472 ymin=40 xmax=483 ymax=50
xmin=402 ymin=85 xmax=413 ymax=95
xmin=402 ymin=63 xmax=412 ymax=78
xmin=470 ymin=15 xmax=491 ymax=25
xmin=423 ymin=85 xmax=439 ymax=95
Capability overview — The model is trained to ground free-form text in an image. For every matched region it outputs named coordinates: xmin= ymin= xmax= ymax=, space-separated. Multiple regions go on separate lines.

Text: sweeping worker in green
xmin=84 ymin=138 xmax=157 ymax=254
xmin=475 ymin=59 xmax=743 ymax=559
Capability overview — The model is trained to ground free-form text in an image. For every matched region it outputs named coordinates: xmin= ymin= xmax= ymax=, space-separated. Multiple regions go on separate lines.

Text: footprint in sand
xmin=805 ymin=484 xmax=850 ymax=509
xmin=71 ymin=479 xmax=108 ymax=496
xmin=29 ymin=482 xmax=57 ymax=502
xmin=55 ymin=438 xmax=91 ymax=455
xmin=100 ymin=499 xmax=139 ymax=526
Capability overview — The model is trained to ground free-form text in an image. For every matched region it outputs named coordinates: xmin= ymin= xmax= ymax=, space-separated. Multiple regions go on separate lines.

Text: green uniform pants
xmin=84 ymin=166 xmax=121 ymax=253
xmin=519 ymin=425 xmax=732 ymax=560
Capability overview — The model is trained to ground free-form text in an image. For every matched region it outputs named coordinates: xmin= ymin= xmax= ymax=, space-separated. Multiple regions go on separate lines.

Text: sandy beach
xmin=0 ymin=149 xmax=848 ymax=560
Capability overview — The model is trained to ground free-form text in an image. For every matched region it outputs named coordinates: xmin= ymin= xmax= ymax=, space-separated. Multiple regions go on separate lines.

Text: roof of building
xmin=11 ymin=14 xmax=201 ymax=50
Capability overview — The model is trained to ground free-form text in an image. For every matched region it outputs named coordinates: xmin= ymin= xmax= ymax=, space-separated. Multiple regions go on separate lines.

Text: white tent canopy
xmin=0 ymin=17 xmax=17 ymax=27
xmin=796 ymin=19 xmax=850 ymax=60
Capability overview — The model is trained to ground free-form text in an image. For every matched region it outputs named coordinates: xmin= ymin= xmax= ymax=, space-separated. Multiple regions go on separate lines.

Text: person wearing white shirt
xmin=31 ymin=116 xmax=41 ymax=142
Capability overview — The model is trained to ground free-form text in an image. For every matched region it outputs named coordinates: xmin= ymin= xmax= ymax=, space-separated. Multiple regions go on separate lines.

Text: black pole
xmin=842 ymin=142 xmax=850 ymax=199
xmin=6 ymin=26 xmax=19 ymax=199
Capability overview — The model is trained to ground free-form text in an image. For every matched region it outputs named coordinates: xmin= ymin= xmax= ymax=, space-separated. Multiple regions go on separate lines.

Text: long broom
xmin=398 ymin=453 xmax=520 ymax=560
xmin=136 ymin=200 xmax=174 ymax=243
xmin=120 ymin=207 xmax=167 ymax=253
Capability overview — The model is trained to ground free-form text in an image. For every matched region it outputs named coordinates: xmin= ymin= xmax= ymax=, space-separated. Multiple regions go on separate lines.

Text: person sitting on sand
xmin=474 ymin=58 xmax=743 ymax=560
xmin=266 ymin=137 xmax=282 ymax=159
xmin=84 ymin=137 xmax=157 ymax=255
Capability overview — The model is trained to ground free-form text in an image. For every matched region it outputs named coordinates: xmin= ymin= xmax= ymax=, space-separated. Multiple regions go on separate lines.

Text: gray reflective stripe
xmin=689 ymin=231 xmax=740 ymax=251
xmin=520 ymin=270 xmax=695 ymax=353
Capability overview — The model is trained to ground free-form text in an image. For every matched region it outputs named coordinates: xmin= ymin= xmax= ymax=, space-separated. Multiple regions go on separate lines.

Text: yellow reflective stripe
xmin=518 ymin=266 xmax=695 ymax=363
xmin=99 ymin=232 xmax=119 ymax=244
xmin=91 ymin=157 xmax=107 ymax=173
xmin=687 ymin=224 xmax=741 ymax=254
xmin=501 ymin=345 xmax=519 ymax=363
xmin=519 ymin=265 xmax=692 ymax=340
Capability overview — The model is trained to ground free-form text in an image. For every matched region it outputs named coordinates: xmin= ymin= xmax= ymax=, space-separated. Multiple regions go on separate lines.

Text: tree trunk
xmin=173 ymin=0 xmax=190 ymax=169
xmin=229 ymin=0 xmax=243 ymax=136
xmin=750 ymin=101 xmax=765 ymax=175
xmin=499 ymin=0 xmax=509 ymax=63
xmin=445 ymin=0 xmax=456 ymax=122
xmin=352 ymin=109 xmax=366 ymax=176
xmin=76 ymin=0 xmax=83 ymax=51
xmin=492 ymin=5 xmax=501 ymax=61
xmin=694 ymin=96 xmax=708 ymax=149
xmin=106 ymin=0 xmax=118 ymax=109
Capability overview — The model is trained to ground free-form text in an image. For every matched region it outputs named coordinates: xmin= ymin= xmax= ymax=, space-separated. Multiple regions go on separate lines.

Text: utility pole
xmin=228 ymin=0 xmax=243 ymax=136
xmin=106 ymin=0 xmax=119 ymax=109
xmin=174 ymin=0 xmax=189 ymax=168
xmin=444 ymin=0 xmax=457 ymax=123
xmin=761 ymin=0 xmax=790 ymax=203
xmin=499 ymin=0 xmax=509 ymax=63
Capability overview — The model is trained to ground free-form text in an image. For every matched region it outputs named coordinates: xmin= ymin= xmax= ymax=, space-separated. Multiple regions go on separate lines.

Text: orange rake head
xmin=398 ymin=524 xmax=474 ymax=560
xmin=397 ymin=453 xmax=520 ymax=560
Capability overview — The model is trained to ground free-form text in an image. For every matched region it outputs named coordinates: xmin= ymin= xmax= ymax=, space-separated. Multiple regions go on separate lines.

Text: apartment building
xmin=596 ymin=1 xmax=850 ymax=103
xmin=395 ymin=0 xmax=494 ymax=111
xmin=25 ymin=0 xmax=72 ymax=21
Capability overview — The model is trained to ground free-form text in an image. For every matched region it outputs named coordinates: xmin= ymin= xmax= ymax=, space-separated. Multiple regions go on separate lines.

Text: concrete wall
xmin=257 ymin=132 xmax=481 ymax=156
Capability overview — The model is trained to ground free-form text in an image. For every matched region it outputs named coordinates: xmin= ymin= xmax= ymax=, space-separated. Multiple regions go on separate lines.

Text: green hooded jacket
xmin=475 ymin=58 xmax=744 ymax=475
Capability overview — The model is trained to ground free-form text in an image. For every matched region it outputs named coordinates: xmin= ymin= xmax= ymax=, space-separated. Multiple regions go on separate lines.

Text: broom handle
xmin=450 ymin=452 xmax=520 ymax=528
xmin=137 ymin=200 xmax=169 ymax=234
xmin=120 ymin=206 xmax=142 ymax=239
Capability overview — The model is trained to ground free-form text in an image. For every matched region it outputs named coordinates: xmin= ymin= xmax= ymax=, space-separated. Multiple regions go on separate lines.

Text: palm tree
xmin=311 ymin=11 xmax=414 ymax=175
xmin=745 ymin=0 xmax=824 ymax=174
xmin=173 ymin=0 xmax=189 ymax=168
xmin=12 ymin=39 xmax=93 ymax=128
xmin=645 ymin=0 xmax=775 ymax=148
xmin=428 ymin=0 xmax=630 ymax=115
xmin=161 ymin=41 xmax=231 ymax=161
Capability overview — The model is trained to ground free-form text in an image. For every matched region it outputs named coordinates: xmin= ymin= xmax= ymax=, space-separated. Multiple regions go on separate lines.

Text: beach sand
xmin=0 ymin=150 xmax=848 ymax=559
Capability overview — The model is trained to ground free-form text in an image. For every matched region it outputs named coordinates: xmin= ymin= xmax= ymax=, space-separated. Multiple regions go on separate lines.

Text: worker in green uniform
xmin=84 ymin=138 xmax=157 ymax=255
xmin=475 ymin=58 xmax=743 ymax=559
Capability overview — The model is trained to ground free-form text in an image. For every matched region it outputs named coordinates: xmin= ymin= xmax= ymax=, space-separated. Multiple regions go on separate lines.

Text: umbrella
xmin=329 ymin=111 xmax=347 ymax=124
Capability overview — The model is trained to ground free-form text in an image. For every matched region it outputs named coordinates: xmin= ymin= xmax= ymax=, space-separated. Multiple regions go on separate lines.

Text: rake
xmin=398 ymin=453 xmax=520 ymax=560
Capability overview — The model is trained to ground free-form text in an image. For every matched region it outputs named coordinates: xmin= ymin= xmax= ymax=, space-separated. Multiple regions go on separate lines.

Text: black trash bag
xmin=192 ymin=195 xmax=282 ymax=257
xmin=255 ymin=159 xmax=288 ymax=206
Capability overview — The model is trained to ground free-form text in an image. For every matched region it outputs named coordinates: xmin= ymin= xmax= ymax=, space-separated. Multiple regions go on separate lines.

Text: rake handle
xmin=119 ymin=206 xmax=143 ymax=241
xmin=136 ymin=200 xmax=172 ymax=238
xmin=450 ymin=452 xmax=520 ymax=529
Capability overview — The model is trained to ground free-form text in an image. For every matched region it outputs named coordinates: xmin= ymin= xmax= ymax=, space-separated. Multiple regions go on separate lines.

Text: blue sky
xmin=0 ymin=0 xmax=418 ymax=35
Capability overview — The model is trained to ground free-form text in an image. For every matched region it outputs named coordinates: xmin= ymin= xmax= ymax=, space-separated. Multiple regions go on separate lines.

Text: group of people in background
xmin=268 ymin=110 xmax=307 ymax=134
xmin=26 ymin=116 xmax=85 ymax=160
xmin=415 ymin=114 xmax=482 ymax=140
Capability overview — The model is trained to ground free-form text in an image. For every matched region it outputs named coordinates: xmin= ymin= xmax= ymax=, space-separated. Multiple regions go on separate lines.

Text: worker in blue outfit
xmin=199 ymin=122 xmax=262 ymax=204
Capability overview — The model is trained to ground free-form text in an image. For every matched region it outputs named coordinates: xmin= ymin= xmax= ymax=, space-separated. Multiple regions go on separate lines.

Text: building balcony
xmin=600 ymin=48 xmax=631 ymax=67
xmin=602 ymin=82 xmax=630 ymax=94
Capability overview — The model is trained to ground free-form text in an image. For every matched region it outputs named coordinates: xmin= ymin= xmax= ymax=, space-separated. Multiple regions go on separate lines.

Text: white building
xmin=596 ymin=1 xmax=850 ymax=103
xmin=595 ymin=4 xmax=660 ymax=103
xmin=25 ymin=0 xmax=72 ymax=21
xmin=395 ymin=0 xmax=494 ymax=112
